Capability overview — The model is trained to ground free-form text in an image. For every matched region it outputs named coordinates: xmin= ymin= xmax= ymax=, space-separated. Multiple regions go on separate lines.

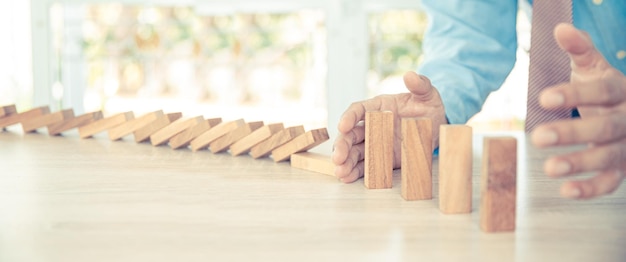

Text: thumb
xmin=554 ymin=23 xmax=607 ymax=70
xmin=403 ymin=71 xmax=435 ymax=101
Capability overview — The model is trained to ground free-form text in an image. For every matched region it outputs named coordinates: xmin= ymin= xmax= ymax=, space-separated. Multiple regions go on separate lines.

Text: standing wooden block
xmin=22 ymin=109 xmax=75 ymax=133
xmin=108 ymin=110 xmax=164 ymax=141
xmin=230 ymin=123 xmax=284 ymax=156
xmin=134 ymin=113 xmax=182 ymax=143
xmin=271 ymin=128 xmax=329 ymax=162
xmin=439 ymin=125 xmax=473 ymax=214
xmin=150 ymin=116 xmax=204 ymax=146
xmin=480 ymin=137 xmax=517 ymax=233
xmin=48 ymin=111 xmax=103 ymax=136
xmin=0 ymin=106 xmax=50 ymax=129
xmin=290 ymin=152 xmax=335 ymax=176
xmin=249 ymin=126 xmax=305 ymax=159
xmin=401 ymin=118 xmax=433 ymax=201
xmin=209 ymin=121 xmax=264 ymax=153
xmin=0 ymin=104 xmax=17 ymax=118
xmin=190 ymin=119 xmax=245 ymax=152
xmin=364 ymin=111 xmax=394 ymax=189
xmin=169 ymin=118 xmax=222 ymax=150
xmin=79 ymin=112 xmax=134 ymax=139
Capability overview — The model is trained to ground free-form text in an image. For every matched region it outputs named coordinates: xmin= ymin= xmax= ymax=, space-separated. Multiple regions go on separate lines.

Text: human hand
xmin=531 ymin=23 xmax=626 ymax=199
xmin=332 ymin=71 xmax=448 ymax=183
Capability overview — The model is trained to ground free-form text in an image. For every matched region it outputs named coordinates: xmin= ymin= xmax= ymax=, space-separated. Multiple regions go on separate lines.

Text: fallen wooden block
xmin=364 ymin=111 xmax=394 ymax=189
xmin=190 ymin=119 xmax=245 ymax=152
xmin=249 ymin=126 xmax=305 ymax=159
xmin=134 ymin=113 xmax=182 ymax=143
xmin=230 ymin=123 xmax=284 ymax=156
xmin=108 ymin=110 xmax=164 ymax=141
xmin=0 ymin=106 xmax=50 ymax=129
xmin=439 ymin=124 xmax=473 ymax=214
xmin=79 ymin=112 xmax=134 ymax=139
xmin=150 ymin=116 xmax=205 ymax=146
xmin=401 ymin=117 xmax=433 ymax=201
xmin=480 ymin=137 xmax=517 ymax=233
xmin=209 ymin=121 xmax=264 ymax=153
xmin=0 ymin=104 xmax=17 ymax=118
xmin=48 ymin=111 xmax=103 ymax=136
xmin=290 ymin=152 xmax=334 ymax=176
xmin=271 ymin=128 xmax=329 ymax=162
xmin=22 ymin=109 xmax=74 ymax=133
xmin=169 ymin=118 xmax=222 ymax=150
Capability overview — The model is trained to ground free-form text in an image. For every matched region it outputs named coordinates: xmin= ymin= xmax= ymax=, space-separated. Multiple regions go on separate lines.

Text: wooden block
xmin=209 ymin=121 xmax=264 ymax=153
xmin=480 ymin=137 xmax=517 ymax=233
xmin=169 ymin=118 xmax=222 ymax=150
xmin=190 ymin=119 xmax=245 ymax=152
xmin=364 ymin=111 xmax=394 ymax=189
xmin=439 ymin=125 xmax=473 ymax=214
xmin=249 ymin=126 xmax=305 ymax=159
xmin=0 ymin=104 xmax=17 ymax=118
xmin=0 ymin=106 xmax=50 ymax=129
xmin=22 ymin=109 xmax=74 ymax=133
xmin=134 ymin=113 xmax=182 ymax=143
xmin=48 ymin=111 xmax=103 ymax=136
xmin=78 ymin=112 xmax=134 ymax=139
xmin=290 ymin=152 xmax=334 ymax=176
xmin=108 ymin=110 xmax=164 ymax=141
xmin=271 ymin=128 xmax=329 ymax=162
xmin=150 ymin=116 xmax=205 ymax=146
xmin=230 ymin=123 xmax=284 ymax=156
xmin=401 ymin=118 xmax=433 ymax=201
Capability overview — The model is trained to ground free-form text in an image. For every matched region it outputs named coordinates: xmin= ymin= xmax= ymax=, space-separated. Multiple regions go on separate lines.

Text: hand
xmin=332 ymin=71 xmax=448 ymax=183
xmin=531 ymin=23 xmax=626 ymax=199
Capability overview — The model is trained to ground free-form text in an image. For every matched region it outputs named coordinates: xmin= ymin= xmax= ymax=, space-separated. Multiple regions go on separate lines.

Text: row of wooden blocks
xmin=364 ymin=111 xmax=517 ymax=233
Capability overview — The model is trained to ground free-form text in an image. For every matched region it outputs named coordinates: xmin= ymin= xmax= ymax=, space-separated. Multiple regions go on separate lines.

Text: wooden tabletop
xmin=0 ymin=130 xmax=624 ymax=262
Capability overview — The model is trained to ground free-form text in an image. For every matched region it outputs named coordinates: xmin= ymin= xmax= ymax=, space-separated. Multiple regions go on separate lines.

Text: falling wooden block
xmin=48 ymin=111 xmax=103 ymax=136
xmin=108 ymin=110 xmax=164 ymax=141
xmin=209 ymin=121 xmax=264 ymax=153
xmin=249 ymin=126 xmax=305 ymax=159
xmin=134 ymin=113 xmax=182 ymax=143
xmin=230 ymin=123 xmax=284 ymax=156
xmin=364 ymin=111 xmax=394 ymax=189
xmin=22 ymin=109 xmax=75 ymax=133
xmin=0 ymin=106 xmax=50 ymax=129
xmin=271 ymin=128 xmax=329 ymax=162
xmin=79 ymin=112 xmax=134 ymax=139
xmin=0 ymin=104 xmax=17 ymax=118
xmin=480 ymin=137 xmax=517 ymax=233
xmin=190 ymin=119 xmax=245 ymax=152
xmin=401 ymin=118 xmax=433 ymax=201
xmin=150 ymin=116 xmax=205 ymax=146
xmin=290 ymin=152 xmax=334 ymax=176
xmin=439 ymin=125 xmax=473 ymax=214
xmin=169 ymin=118 xmax=222 ymax=150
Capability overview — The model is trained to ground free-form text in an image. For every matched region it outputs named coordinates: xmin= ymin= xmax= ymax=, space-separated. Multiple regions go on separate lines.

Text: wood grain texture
xmin=230 ymin=123 xmax=284 ymax=156
xmin=134 ymin=113 xmax=182 ymax=143
xmin=108 ymin=110 xmax=164 ymax=141
xmin=290 ymin=152 xmax=334 ymax=176
xmin=189 ymin=119 xmax=245 ymax=152
xmin=79 ymin=112 xmax=134 ymax=139
xmin=150 ymin=116 xmax=204 ymax=146
xmin=249 ymin=126 xmax=305 ymax=159
xmin=480 ymin=137 xmax=517 ymax=233
xmin=169 ymin=118 xmax=222 ymax=150
xmin=271 ymin=128 xmax=329 ymax=162
xmin=364 ymin=111 xmax=394 ymax=189
xmin=439 ymin=125 xmax=473 ymax=214
xmin=48 ymin=111 xmax=103 ymax=136
xmin=209 ymin=121 xmax=264 ymax=153
xmin=22 ymin=109 xmax=74 ymax=133
xmin=0 ymin=104 xmax=17 ymax=118
xmin=0 ymin=106 xmax=50 ymax=129
xmin=401 ymin=118 xmax=433 ymax=201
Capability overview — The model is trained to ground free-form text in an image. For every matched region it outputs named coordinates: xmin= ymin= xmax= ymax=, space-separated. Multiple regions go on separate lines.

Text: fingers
xmin=332 ymin=125 xmax=365 ymax=165
xmin=540 ymin=69 xmax=626 ymax=109
xmin=337 ymin=161 xmax=365 ymax=183
xmin=403 ymin=71 xmax=435 ymax=101
xmin=554 ymin=23 xmax=606 ymax=70
xmin=559 ymin=170 xmax=625 ymax=199
xmin=334 ymin=143 xmax=364 ymax=183
xmin=531 ymin=114 xmax=626 ymax=147
xmin=338 ymin=99 xmax=382 ymax=134
xmin=544 ymin=141 xmax=626 ymax=178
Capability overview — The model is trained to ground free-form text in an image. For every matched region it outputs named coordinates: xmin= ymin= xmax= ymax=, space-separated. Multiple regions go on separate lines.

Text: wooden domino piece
xmin=271 ymin=128 xmax=329 ymax=162
xmin=230 ymin=123 xmax=284 ymax=156
xmin=209 ymin=121 xmax=264 ymax=153
xmin=364 ymin=111 xmax=394 ymax=189
xmin=169 ymin=118 xmax=222 ymax=150
xmin=150 ymin=116 xmax=205 ymax=146
xmin=108 ymin=110 xmax=164 ymax=141
xmin=439 ymin=125 xmax=473 ymax=214
xmin=48 ymin=111 xmax=103 ymax=136
xmin=480 ymin=137 xmax=517 ymax=233
xmin=249 ymin=126 xmax=305 ymax=159
xmin=79 ymin=112 xmax=134 ymax=139
xmin=22 ymin=109 xmax=74 ymax=133
xmin=134 ymin=113 xmax=182 ymax=143
xmin=190 ymin=119 xmax=245 ymax=152
xmin=401 ymin=118 xmax=433 ymax=201
xmin=0 ymin=104 xmax=17 ymax=118
xmin=0 ymin=106 xmax=50 ymax=129
xmin=290 ymin=152 xmax=334 ymax=176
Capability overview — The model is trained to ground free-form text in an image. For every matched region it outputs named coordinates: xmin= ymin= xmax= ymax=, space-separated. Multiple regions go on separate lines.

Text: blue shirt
xmin=417 ymin=0 xmax=626 ymax=125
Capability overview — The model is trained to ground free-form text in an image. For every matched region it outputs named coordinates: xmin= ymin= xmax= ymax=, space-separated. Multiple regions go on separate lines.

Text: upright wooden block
xmin=79 ymin=112 xmax=134 ymax=139
xmin=439 ymin=125 xmax=473 ymax=214
xmin=290 ymin=152 xmax=335 ymax=176
xmin=48 ymin=111 xmax=103 ymax=136
xmin=249 ymin=126 xmax=305 ymax=159
xmin=364 ymin=111 xmax=394 ymax=189
xmin=209 ymin=121 xmax=264 ymax=153
xmin=22 ymin=109 xmax=74 ymax=133
xmin=401 ymin=118 xmax=433 ymax=201
xmin=0 ymin=106 xmax=50 ymax=129
xmin=0 ymin=104 xmax=17 ymax=118
xmin=150 ymin=116 xmax=205 ymax=146
xmin=134 ymin=113 xmax=182 ymax=143
xmin=271 ymin=128 xmax=329 ymax=162
xmin=480 ymin=137 xmax=517 ymax=233
xmin=230 ymin=123 xmax=284 ymax=156
xmin=169 ymin=118 xmax=222 ymax=150
xmin=190 ymin=119 xmax=245 ymax=152
xmin=108 ymin=110 xmax=164 ymax=141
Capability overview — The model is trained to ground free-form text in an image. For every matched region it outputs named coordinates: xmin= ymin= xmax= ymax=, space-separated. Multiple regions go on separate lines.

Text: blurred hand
xmin=332 ymin=71 xmax=448 ymax=183
xmin=532 ymin=23 xmax=626 ymax=199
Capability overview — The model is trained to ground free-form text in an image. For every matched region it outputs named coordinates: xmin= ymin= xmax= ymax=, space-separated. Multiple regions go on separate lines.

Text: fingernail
xmin=552 ymin=160 xmax=572 ymax=176
xmin=563 ymin=187 xmax=581 ymax=199
xmin=541 ymin=92 xmax=565 ymax=107
xmin=533 ymin=129 xmax=559 ymax=146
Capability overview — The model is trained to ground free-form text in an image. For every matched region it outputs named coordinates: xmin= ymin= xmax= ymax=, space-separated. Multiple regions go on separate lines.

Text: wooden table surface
xmin=0 ymin=129 xmax=624 ymax=262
